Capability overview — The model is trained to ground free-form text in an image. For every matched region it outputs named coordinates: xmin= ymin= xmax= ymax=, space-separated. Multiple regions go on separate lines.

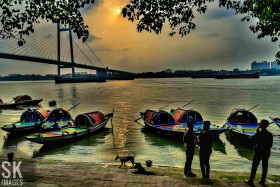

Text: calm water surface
xmin=0 ymin=78 xmax=279 ymax=174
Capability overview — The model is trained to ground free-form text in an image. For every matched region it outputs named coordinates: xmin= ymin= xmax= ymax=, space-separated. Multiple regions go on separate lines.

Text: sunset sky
xmin=0 ymin=0 xmax=278 ymax=75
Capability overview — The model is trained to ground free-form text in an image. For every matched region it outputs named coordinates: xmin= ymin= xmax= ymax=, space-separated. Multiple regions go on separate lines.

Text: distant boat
xmin=215 ymin=72 xmax=259 ymax=79
xmin=0 ymin=98 xmax=19 ymax=109
xmin=223 ymin=108 xmax=259 ymax=146
xmin=13 ymin=95 xmax=43 ymax=105
xmin=191 ymin=75 xmax=215 ymax=79
xmin=54 ymin=75 xmax=106 ymax=84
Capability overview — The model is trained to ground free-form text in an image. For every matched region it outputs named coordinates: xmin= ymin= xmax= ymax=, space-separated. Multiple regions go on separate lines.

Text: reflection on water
xmin=0 ymin=78 xmax=279 ymax=174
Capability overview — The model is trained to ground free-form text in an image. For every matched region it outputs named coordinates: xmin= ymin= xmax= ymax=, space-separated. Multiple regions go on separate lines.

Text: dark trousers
xmin=199 ymin=149 xmax=212 ymax=178
xmin=249 ymin=151 xmax=270 ymax=182
xmin=184 ymin=149 xmax=195 ymax=175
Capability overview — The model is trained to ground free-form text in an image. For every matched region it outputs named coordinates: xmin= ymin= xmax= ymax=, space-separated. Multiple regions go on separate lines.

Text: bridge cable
xmin=85 ymin=42 xmax=105 ymax=68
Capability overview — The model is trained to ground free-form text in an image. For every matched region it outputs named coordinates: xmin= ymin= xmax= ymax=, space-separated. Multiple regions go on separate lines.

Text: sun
xmin=117 ymin=9 xmax=121 ymax=14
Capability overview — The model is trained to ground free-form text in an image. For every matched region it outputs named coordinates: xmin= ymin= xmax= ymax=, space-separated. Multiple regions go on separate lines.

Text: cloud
xmin=87 ymin=34 xmax=102 ymax=42
xmin=206 ymin=8 xmax=236 ymax=20
xmin=200 ymin=33 xmax=220 ymax=38
xmin=123 ymin=48 xmax=130 ymax=52
xmin=120 ymin=56 xmax=129 ymax=64
xmin=93 ymin=46 xmax=112 ymax=52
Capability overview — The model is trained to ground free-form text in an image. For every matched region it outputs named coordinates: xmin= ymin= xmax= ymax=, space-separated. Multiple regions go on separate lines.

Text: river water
xmin=0 ymin=78 xmax=279 ymax=174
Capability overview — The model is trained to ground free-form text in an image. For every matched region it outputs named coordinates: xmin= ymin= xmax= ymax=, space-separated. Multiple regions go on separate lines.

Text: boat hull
xmin=25 ymin=113 xmax=113 ymax=144
xmin=0 ymin=103 xmax=19 ymax=109
xmin=1 ymin=122 xmax=42 ymax=134
xmin=269 ymin=116 xmax=280 ymax=128
xmin=16 ymin=99 xmax=43 ymax=105
xmin=215 ymin=72 xmax=259 ymax=79
xmin=224 ymin=123 xmax=257 ymax=146
xmin=54 ymin=76 xmax=107 ymax=84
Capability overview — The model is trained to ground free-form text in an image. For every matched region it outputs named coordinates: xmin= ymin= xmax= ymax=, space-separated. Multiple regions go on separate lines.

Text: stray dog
xmin=132 ymin=163 xmax=156 ymax=175
xmin=7 ymin=152 xmax=14 ymax=162
xmin=115 ymin=153 xmax=136 ymax=168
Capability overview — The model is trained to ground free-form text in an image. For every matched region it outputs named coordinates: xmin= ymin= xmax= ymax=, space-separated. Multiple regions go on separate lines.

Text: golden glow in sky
xmin=117 ymin=9 xmax=121 ymax=14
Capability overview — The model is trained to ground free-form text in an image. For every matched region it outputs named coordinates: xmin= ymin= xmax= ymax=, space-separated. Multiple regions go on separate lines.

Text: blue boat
xmin=1 ymin=108 xmax=49 ymax=134
xmin=170 ymin=108 xmax=226 ymax=136
xmin=269 ymin=116 xmax=280 ymax=128
xmin=223 ymin=108 xmax=258 ymax=146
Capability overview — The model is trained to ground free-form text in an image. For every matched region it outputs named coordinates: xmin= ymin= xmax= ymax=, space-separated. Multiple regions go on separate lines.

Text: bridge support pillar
xmin=57 ymin=23 xmax=61 ymax=76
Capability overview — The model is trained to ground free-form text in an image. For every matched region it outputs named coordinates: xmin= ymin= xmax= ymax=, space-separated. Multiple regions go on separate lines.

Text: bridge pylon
xmin=57 ymin=23 xmax=75 ymax=76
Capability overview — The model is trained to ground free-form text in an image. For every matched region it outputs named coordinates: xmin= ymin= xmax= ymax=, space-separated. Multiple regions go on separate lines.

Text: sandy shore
xmin=0 ymin=157 xmax=279 ymax=187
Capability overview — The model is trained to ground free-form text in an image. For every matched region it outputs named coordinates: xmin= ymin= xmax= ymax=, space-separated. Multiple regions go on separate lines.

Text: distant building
xmin=175 ymin=70 xmax=191 ymax=74
xmin=164 ymin=69 xmax=172 ymax=73
xmin=251 ymin=61 xmax=270 ymax=70
xmin=271 ymin=61 xmax=279 ymax=69
xmin=8 ymin=74 xmax=18 ymax=77
xmin=76 ymin=72 xmax=88 ymax=75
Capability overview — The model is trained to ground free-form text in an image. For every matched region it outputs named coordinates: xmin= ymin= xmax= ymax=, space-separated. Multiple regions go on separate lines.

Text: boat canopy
xmin=144 ymin=110 xmax=175 ymax=125
xmin=0 ymin=99 xmax=3 ymax=104
xmin=74 ymin=111 xmax=105 ymax=128
xmin=47 ymin=107 xmax=72 ymax=122
xmin=14 ymin=95 xmax=32 ymax=102
xmin=20 ymin=108 xmax=49 ymax=122
xmin=172 ymin=108 xmax=203 ymax=123
xmin=227 ymin=108 xmax=257 ymax=124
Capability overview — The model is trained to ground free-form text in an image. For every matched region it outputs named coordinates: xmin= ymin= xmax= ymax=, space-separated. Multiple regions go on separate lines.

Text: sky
xmin=0 ymin=0 xmax=278 ymax=75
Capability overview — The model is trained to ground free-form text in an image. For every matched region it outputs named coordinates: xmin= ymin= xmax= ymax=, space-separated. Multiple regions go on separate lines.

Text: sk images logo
xmin=1 ymin=160 xmax=23 ymax=186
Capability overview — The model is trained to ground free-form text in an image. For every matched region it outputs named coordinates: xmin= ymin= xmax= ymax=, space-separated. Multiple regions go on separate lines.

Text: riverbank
xmin=1 ymin=157 xmax=279 ymax=186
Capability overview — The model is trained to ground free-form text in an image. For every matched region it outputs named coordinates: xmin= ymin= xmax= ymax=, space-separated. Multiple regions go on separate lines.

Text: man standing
xmin=183 ymin=121 xmax=196 ymax=177
xmin=245 ymin=119 xmax=273 ymax=186
xmin=198 ymin=121 xmax=213 ymax=179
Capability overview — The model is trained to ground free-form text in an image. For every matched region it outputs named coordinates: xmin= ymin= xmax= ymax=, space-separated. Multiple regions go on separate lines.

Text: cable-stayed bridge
xmin=0 ymin=24 xmax=134 ymax=77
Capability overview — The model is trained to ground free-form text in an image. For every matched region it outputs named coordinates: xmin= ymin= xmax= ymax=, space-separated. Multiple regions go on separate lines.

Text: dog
xmin=115 ymin=153 xmax=136 ymax=168
xmin=7 ymin=152 xmax=14 ymax=162
xmin=132 ymin=163 xmax=156 ymax=175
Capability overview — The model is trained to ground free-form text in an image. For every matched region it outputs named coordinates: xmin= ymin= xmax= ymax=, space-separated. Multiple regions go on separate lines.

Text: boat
xmin=223 ymin=108 xmax=258 ymax=146
xmin=269 ymin=116 xmax=280 ymax=128
xmin=25 ymin=111 xmax=113 ymax=144
xmin=170 ymin=108 xmax=226 ymax=136
xmin=54 ymin=75 xmax=107 ymax=84
xmin=1 ymin=108 xmax=49 ymax=134
xmin=13 ymin=95 xmax=43 ymax=105
xmin=40 ymin=107 xmax=74 ymax=130
xmin=191 ymin=75 xmax=215 ymax=79
xmin=107 ymin=75 xmax=135 ymax=80
xmin=0 ymin=98 xmax=19 ymax=109
xmin=140 ymin=109 xmax=201 ymax=142
xmin=215 ymin=72 xmax=259 ymax=79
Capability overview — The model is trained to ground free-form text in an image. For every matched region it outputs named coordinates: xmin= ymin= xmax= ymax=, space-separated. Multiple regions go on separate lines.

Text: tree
xmin=122 ymin=0 xmax=280 ymax=62
xmin=0 ymin=0 xmax=95 ymax=46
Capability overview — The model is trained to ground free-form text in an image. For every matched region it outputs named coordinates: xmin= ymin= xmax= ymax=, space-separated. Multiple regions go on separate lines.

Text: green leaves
xmin=0 ymin=0 xmax=95 ymax=45
xmin=123 ymin=0 xmax=280 ymax=62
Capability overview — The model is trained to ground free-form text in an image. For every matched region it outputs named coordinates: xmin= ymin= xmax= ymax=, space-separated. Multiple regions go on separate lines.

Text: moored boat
xmin=54 ymin=75 xmax=107 ymax=83
xmin=215 ymin=72 xmax=259 ymax=79
xmin=223 ymin=108 xmax=258 ymax=146
xmin=140 ymin=109 xmax=210 ymax=142
xmin=0 ymin=98 xmax=19 ymax=109
xmin=13 ymin=95 xmax=43 ymax=105
xmin=1 ymin=108 xmax=49 ymax=134
xmin=269 ymin=116 xmax=280 ymax=128
xmin=40 ymin=107 xmax=73 ymax=130
xmin=170 ymin=108 xmax=226 ymax=136
xmin=25 ymin=111 xmax=113 ymax=144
